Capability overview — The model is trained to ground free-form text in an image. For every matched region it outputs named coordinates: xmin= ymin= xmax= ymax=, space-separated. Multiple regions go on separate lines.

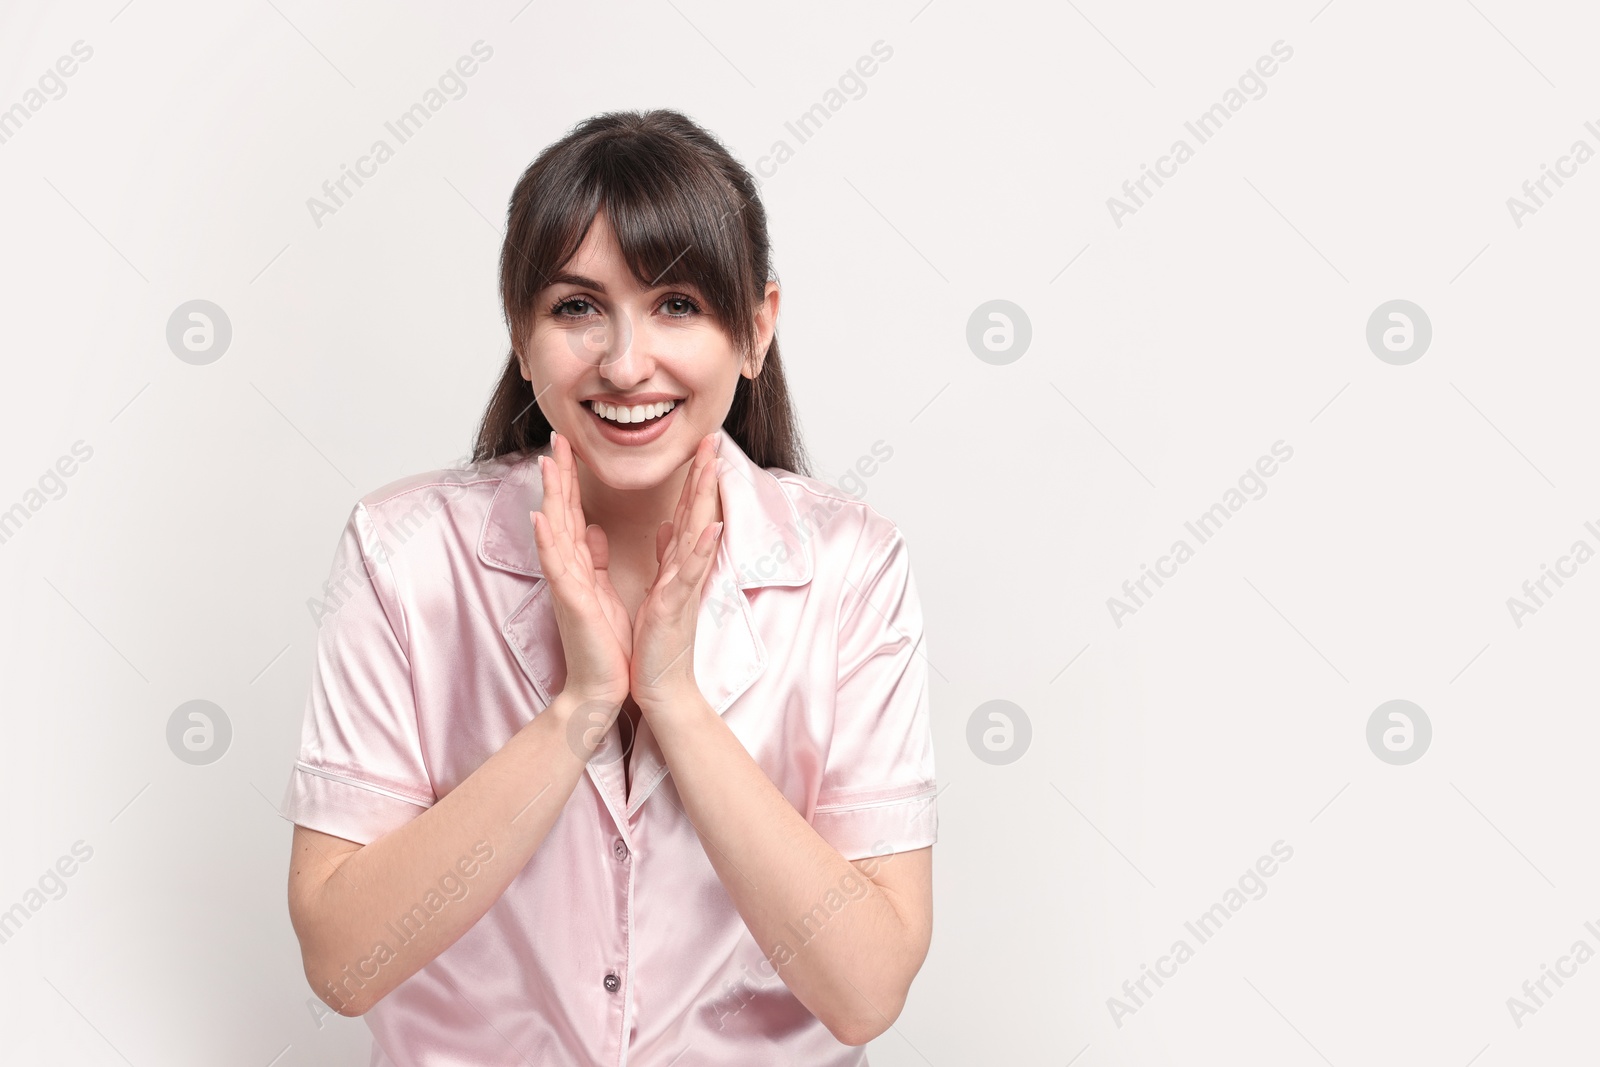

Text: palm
xmin=626 ymin=435 xmax=724 ymax=707
xmin=530 ymin=433 xmax=633 ymax=704
xmin=581 ymin=525 xmax=634 ymax=662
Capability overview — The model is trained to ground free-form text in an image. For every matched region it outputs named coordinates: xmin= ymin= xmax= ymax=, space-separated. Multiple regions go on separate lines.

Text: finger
xmin=670 ymin=442 xmax=712 ymax=561
xmin=677 ymin=520 xmax=722 ymax=589
xmin=538 ymin=455 xmax=581 ymax=577
xmin=690 ymin=451 xmax=722 ymax=548
xmin=552 ymin=432 xmax=577 ymax=539
xmin=557 ymin=432 xmax=584 ymax=540
xmin=572 ymin=525 xmax=598 ymax=585
xmin=588 ymin=524 xmax=625 ymax=632
xmin=677 ymin=445 xmax=719 ymax=563
xmin=529 ymin=509 xmax=569 ymax=582
xmin=667 ymin=447 xmax=705 ymax=560
xmin=655 ymin=520 xmax=674 ymax=568
xmin=586 ymin=526 xmax=628 ymax=631
xmin=545 ymin=441 xmax=600 ymax=592
xmin=534 ymin=510 xmax=603 ymax=620
xmin=662 ymin=447 xmax=707 ymax=575
xmin=659 ymin=519 xmax=721 ymax=605
xmin=539 ymin=453 xmax=566 ymax=542
xmin=585 ymin=522 xmax=611 ymax=572
xmin=555 ymin=439 xmax=598 ymax=582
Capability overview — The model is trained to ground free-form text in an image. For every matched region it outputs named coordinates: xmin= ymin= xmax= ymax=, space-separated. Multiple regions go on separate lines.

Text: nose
xmin=591 ymin=306 xmax=656 ymax=388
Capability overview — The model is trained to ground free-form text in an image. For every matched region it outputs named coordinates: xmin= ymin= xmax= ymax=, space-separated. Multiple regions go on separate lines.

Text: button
xmin=603 ymin=971 xmax=620 ymax=993
xmin=613 ymin=838 xmax=629 ymax=861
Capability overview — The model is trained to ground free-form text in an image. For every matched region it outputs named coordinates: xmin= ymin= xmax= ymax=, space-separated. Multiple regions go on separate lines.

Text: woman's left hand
xmin=630 ymin=433 xmax=725 ymax=716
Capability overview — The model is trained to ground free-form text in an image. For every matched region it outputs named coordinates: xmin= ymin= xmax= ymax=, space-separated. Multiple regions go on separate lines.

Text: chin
xmin=574 ymin=439 xmax=688 ymax=491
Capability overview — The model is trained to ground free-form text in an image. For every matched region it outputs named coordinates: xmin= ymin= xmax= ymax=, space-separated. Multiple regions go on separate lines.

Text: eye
xmin=661 ymin=294 xmax=703 ymax=318
xmin=549 ymin=296 xmax=596 ymax=319
xmin=548 ymin=294 xmax=702 ymax=319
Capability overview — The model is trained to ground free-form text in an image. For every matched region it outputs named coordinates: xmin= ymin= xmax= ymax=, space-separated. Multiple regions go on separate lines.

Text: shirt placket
xmin=586 ymin=721 xmax=637 ymax=1064
xmin=614 ymin=829 xmax=636 ymax=1066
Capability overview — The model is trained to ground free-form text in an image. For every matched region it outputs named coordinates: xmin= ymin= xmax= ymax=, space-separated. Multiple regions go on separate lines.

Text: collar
xmin=477 ymin=426 xmax=813 ymax=589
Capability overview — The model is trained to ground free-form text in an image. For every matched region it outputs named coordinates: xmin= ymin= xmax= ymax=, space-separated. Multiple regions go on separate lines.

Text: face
xmin=518 ymin=209 xmax=777 ymax=492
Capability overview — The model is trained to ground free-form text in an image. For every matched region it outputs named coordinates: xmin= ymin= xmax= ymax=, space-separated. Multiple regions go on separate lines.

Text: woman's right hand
xmin=529 ymin=431 xmax=633 ymax=714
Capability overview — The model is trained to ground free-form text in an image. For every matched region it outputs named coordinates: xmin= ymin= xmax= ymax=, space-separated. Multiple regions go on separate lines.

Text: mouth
xmin=585 ymin=398 xmax=680 ymax=446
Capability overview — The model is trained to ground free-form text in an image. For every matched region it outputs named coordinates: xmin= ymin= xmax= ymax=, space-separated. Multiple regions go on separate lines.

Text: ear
xmin=512 ymin=314 xmax=537 ymax=380
xmin=743 ymin=280 xmax=780 ymax=380
xmin=515 ymin=333 xmax=534 ymax=381
xmin=518 ymin=349 xmax=542 ymax=389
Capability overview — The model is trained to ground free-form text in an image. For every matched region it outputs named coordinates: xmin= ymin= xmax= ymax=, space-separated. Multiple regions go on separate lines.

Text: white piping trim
xmin=814 ymin=786 xmax=937 ymax=814
xmin=293 ymin=760 xmax=433 ymax=808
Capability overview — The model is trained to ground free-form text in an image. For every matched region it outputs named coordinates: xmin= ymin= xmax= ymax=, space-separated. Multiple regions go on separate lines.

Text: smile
xmin=588 ymin=399 xmax=676 ymax=424
xmin=585 ymin=398 xmax=680 ymax=445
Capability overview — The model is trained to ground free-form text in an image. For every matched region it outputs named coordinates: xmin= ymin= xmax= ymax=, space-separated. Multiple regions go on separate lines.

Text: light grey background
xmin=1 ymin=0 xmax=1596 ymax=1063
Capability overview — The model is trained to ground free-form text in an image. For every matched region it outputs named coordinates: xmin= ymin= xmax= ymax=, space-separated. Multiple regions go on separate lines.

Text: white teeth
xmin=590 ymin=399 xmax=676 ymax=425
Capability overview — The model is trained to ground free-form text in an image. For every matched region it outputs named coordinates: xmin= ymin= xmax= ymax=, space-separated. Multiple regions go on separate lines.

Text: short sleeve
xmin=280 ymin=501 xmax=435 ymax=845
xmin=811 ymin=527 xmax=939 ymax=862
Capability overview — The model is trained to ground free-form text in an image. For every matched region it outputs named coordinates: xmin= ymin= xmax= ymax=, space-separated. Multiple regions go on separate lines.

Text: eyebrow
xmin=542 ymin=271 xmax=700 ymax=295
xmin=547 ymin=271 xmax=607 ymax=292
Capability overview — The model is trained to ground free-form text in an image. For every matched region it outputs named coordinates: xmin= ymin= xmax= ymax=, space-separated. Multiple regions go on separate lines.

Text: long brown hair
xmin=471 ymin=109 xmax=810 ymax=476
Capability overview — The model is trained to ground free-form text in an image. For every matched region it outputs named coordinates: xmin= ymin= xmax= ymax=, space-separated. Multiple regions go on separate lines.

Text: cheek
xmin=691 ymin=343 xmax=747 ymax=394
xmin=687 ymin=368 xmax=740 ymax=407
xmin=524 ymin=336 xmax=580 ymax=384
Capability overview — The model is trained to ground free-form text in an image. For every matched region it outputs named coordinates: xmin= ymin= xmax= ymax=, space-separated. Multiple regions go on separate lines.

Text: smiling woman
xmin=282 ymin=108 xmax=939 ymax=1066
xmin=476 ymin=109 xmax=806 ymax=482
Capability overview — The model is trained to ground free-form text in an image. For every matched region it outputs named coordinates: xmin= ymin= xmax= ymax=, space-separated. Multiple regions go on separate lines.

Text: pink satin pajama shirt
xmin=281 ymin=428 xmax=939 ymax=1066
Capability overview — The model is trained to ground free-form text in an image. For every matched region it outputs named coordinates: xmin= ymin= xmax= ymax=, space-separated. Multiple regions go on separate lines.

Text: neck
xmin=573 ymin=454 xmax=723 ymax=563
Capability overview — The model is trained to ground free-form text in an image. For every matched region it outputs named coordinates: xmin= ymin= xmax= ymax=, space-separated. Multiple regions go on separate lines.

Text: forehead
xmin=563 ymin=210 xmax=623 ymax=271
xmin=547 ymin=211 xmax=705 ymax=295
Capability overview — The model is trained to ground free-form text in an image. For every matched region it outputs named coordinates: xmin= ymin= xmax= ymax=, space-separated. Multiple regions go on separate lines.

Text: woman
xmin=283 ymin=108 xmax=938 ymax=1065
